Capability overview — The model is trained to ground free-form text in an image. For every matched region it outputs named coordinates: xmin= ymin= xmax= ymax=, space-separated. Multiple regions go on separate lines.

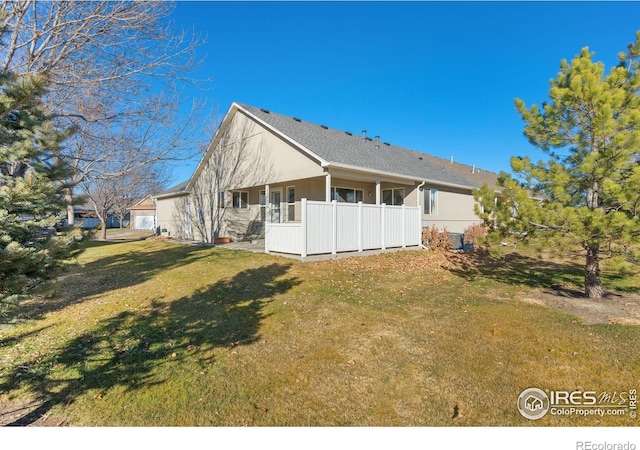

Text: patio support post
xmin=325 ymin=172 xmax=332 ymax=202
xmin=264 ymin=184 xmax=270 ymax=253
xmin=381 ymin=203 xmax=386 ymax=250
xmin=418 ymin=203 xmax=423 ymax=247
xmin=331 ymin=200 xmax=337 ymax=256
xmin=301 ymin=198 xmax=308 ymax=258
xmin=358 ymin=201 xmax=363 ymax=252
xmin=375 ymin=180 xmax=381 ymax=205
xmin=265 ymin=184 xmax=270 ymax=223
xmin=401 ymin=204 xmax=406 ymax=248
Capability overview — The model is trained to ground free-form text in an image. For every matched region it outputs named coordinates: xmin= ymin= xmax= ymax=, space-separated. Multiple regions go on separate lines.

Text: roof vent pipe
xmin=375 ymin=136 xmax=380 ymax=147
xmin=472 ymin=163 xmax=476 ymax=173
xmin=450 ymin=154 xmax=454 ymax=163
xmin=362 ymin=130 xmax=367 ymax=141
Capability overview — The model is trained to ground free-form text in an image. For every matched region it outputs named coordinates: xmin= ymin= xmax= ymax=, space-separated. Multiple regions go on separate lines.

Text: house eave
xmin=153 ymin=190 xmax=190 ymax=200
xmin=322 ymin=161 xmax=476 ymax=191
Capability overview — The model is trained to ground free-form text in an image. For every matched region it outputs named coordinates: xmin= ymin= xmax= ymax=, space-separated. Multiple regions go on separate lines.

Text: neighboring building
xmin=71 ymin=205 xmax=101 ymax=229
xmin=128 ymin=195 xmax=156 ymax=230
xmin=155 ymin=102 xmax=499 ymax=256
xmin=63 ymin=203 xmax=128 ymax=229
xmin=70 ymin=205 xmax=129 ymax=229
xmin=154 ymin=180 xmax=189 ymax=238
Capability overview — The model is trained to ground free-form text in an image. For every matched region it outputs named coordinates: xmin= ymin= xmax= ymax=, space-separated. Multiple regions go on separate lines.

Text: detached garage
xmin=129 ymin=195 xmax=156 ymax=230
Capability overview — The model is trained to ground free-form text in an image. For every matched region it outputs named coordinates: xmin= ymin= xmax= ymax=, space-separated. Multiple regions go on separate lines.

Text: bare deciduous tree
xmin=0 ymin=1 xmax=202 ymax=101
xmin=112 ymin=164 xmax=170 ymax=231
xmin=66 ymin=81 xmax=206 ymax=228
xmin=186 ymin=119 xmax=275 ymax=243
xmin=82 ymin=159 xmax=171 ymax=240
xmin=0 ymin=1 xmax=210 ymax=225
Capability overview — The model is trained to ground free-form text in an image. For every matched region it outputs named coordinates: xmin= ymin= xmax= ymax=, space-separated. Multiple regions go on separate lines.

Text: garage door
xmin=134 ymin=215 xmax=155 ymax=230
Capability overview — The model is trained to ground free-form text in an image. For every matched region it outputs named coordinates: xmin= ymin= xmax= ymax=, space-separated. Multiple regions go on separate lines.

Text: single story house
xmin=155 ymin=102 xmax=499 ymax=256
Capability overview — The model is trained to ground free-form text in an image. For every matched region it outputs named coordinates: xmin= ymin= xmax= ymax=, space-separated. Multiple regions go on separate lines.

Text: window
xmin=424 ymin=188 xmax=438 ymax=215
xmin=259 ymin=190 xmax=266 ymax=221
xmin=382 ymin=188 xmax=404 ymax=206
xmin=232 ymin=191 xmax=248 ymax=209
xmin=286 ymin=186 xmax=295 ymax=221
xmin=332 ymin=187 xmax=364 ymax=203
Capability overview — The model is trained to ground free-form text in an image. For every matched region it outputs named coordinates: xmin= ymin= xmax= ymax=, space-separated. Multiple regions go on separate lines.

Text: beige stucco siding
xmin=420 ymin=186 xmax=482 ymax=234
xmin=182 ymin=106 xmax=327 ymax=242
xmin=207 ymin=111 xmax=325 ymax=191
xmin=156 ymin=195 xmax=189 ymax=238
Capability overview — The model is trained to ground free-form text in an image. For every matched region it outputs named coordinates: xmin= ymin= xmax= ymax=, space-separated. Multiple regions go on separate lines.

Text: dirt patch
xmin=520 ymin=287 xmax=640 ymax=325
xmin=0 ymin=398 xmax=67 ymax=426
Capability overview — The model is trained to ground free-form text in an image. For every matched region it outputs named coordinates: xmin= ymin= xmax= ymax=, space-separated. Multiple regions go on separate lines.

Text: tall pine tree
xmin=0 ymin=71 xmax=78 ymax=308
xmin=475 ymin=33 xmax=640 ymax=299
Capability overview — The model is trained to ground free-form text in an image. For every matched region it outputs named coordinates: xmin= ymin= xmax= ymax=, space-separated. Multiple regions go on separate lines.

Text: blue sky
xmin=167 ymin=1 xmax=640 ymax=185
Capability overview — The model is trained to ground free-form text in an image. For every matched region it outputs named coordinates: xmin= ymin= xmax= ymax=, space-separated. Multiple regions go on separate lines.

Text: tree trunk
xmin=64 ymin=189 xmax=75 ymax=226
xmin=89 ymin=198 xmax=108 ymax=241
xmin=585 ymin=245 xmax=604 ymax=299
xmin=100 ymin=219 xmax=108 ymax=241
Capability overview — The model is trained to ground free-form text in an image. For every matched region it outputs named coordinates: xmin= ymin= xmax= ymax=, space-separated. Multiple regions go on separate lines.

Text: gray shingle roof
xmin=155 ymin=180 xmax=189 ymax=198
xmin=239 ymin=103 xmax=498 ymax=190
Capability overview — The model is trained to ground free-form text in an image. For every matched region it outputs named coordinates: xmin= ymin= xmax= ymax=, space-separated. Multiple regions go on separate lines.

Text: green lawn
xmin=0 ymin=240 xmax=638 ymax=426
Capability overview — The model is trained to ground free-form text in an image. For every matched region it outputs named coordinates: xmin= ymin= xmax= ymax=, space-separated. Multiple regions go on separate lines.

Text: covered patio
xmin=265 ymin=198 xmax=422 ymax=258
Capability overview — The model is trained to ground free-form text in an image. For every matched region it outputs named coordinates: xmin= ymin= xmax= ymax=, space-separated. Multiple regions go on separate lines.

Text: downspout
xmin=325 ymin=171 xmax=332 ymax=202
xmin=153 ymin=197 xmax=158 ymax=235
xmin=417 ymin=181 xmax=426 ymax=207
xmin=417 ymin=181 xmax=427 ymax=249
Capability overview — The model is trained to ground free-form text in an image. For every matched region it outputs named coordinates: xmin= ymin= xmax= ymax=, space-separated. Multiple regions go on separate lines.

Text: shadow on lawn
xmin=6 ymin=242 xmax=216 ymax=324
xmin=1 ymin=262 xmax=299 ymax=426
xmin=448 ymin=249 xmax=584 ymax=290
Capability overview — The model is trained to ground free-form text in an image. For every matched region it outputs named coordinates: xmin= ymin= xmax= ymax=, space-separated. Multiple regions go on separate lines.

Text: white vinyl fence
xmin=266 ymin=199 xmax=421 ymax=257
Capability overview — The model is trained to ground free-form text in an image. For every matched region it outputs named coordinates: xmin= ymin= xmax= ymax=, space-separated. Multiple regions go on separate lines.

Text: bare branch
xmin=1 ymin=1 xmax=212 ymax=225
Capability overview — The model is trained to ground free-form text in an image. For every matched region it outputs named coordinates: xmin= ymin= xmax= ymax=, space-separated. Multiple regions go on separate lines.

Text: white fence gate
xmin=266 ymin=199 xmax=421 ymax=257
